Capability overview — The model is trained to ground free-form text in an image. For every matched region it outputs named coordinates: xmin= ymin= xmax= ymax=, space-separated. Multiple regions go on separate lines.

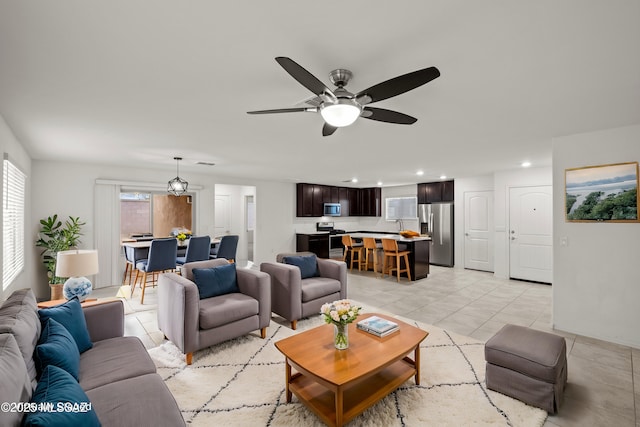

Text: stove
xmin=317 ymin=222 xmax=347 ymax=258
xmin=316 ymin=222 xmax=345 ymax=235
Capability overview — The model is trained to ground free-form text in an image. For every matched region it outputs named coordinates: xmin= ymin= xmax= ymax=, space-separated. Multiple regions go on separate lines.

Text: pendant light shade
xmin=320 ymin=100 xmax=361 ymax=127
xmin=168 ymin=157 xmax=189 ymax=196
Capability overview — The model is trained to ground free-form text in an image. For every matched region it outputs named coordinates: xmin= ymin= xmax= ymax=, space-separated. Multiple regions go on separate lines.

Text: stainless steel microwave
xmin=323 ymin=203 xmax=341 ymax=216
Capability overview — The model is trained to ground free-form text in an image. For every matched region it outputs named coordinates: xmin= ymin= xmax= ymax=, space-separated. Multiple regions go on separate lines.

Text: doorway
xmin=464 ymin=191 xmax=494 ymax=272
xmin=508 ymin=186 xmax=553 ymax=283
xmin=214 ymin=194 xmax=231 ymax=237
xmin=214 ymin=184 xmax=256 ymax=267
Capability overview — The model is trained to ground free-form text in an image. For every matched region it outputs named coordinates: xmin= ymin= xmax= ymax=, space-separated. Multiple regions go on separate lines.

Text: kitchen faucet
xmin=396 ymin=219 xmax=404 ymax=231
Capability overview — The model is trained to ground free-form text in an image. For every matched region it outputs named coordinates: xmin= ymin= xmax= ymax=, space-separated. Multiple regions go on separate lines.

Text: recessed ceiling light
xmin=521 ymin=161 xmax=532 ymax=168
xmin=351 ymin=177 xmax=358 ymax=183
xmin=440 ymin=175 xmax=447 ymax=180
xmin=416 ymin=170 xmax=424 ymax=176
xmin=377 ymin=181 xmax=383 ymax=186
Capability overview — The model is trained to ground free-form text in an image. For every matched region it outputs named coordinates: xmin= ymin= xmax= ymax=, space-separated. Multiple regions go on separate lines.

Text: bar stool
xmin=362 ymin=237 xmax=380 ymax=277
xmin=342 ymin=235 xmax=365 ymax=271
xmin=381 ymin=238 xmax=412 ymax=282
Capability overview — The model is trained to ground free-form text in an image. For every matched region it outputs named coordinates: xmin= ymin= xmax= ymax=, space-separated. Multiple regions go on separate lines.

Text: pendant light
xmin=167 ymin=157 xmax=188 ymax=196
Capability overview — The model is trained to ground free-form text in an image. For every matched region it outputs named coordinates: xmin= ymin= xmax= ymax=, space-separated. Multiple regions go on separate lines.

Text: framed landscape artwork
xmin=565 ymin=162 xmax=639 ymax=222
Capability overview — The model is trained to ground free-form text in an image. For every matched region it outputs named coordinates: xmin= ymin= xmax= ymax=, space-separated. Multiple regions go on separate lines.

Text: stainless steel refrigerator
xmin=418 ymin=203 xmax=454 ymax=267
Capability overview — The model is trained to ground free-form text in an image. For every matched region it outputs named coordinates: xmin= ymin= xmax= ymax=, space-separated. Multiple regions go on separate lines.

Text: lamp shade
xmin=320 ymin=101 xmax=361 ymax=127
xmin=55 ymin=249 xmax=99 ymax=278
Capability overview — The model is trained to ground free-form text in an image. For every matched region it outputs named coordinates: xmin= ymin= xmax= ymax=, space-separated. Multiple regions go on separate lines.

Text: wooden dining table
xmin=121 ymin=237 xmax=220 ymax=262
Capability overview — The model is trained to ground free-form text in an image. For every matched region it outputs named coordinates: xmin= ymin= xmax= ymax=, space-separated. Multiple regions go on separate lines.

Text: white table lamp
xmin=55 ymin=249 xmax=99 ymax=301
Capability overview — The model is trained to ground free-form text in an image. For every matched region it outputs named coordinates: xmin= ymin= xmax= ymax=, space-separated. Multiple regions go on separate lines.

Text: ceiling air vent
xmin=196 ymin=161 xmax=216 ymax=166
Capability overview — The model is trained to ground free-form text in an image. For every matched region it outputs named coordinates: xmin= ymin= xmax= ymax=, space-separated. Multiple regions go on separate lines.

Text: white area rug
xmin=148 ymin=309 xmax=548 ymax=426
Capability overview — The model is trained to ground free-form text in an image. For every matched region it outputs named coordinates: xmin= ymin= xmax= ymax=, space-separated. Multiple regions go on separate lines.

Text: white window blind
xmin=3 ymin=156 xmax=26 ymax=289
xmin=385 ymin=196 xmax=417 ymax=221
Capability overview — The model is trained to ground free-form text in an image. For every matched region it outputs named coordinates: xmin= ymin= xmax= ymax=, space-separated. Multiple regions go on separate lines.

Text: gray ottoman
xmin=485 ymin=324 xmax=567 ymax=413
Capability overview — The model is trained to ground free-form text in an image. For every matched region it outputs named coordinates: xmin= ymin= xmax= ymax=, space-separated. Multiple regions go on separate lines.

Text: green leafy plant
xmin=35 ymin=214 xmax=86 ymax=284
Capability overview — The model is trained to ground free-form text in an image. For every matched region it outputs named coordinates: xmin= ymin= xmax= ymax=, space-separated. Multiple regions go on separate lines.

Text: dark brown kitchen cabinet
xmin=296 ymin=233 xmax=329 ymax=258
xmin=296 ymin=183 xmax=313 ymax=217
xmin=417 ymin=180 xmax=454 ymax=203
xmin=330 ymin=186 xmax=340 ymax=203
xmin=296 ymin=183 xmax=324 ymax=217
xmin=296 ymin=183 xmax=381 ymax=217
xmin=312 ymin=185 xmax=324 ymax=216
xmin=441 ymin=180 xmax=454 ymax=202
xmin=339 ymin=188 xmax=349 ymax=215
xmin=359 ymin=187 xmax=381 ymax=216
xmin=348 ymin=188 xmax=360 ymax=216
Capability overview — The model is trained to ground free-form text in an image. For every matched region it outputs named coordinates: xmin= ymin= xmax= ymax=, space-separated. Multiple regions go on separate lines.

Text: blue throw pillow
xmin=35 ymin=318 xmax=80 ymax=381
xmin=38 ymin=298 xmax=93 ymax=353
xmin=283 ymin=255 xmax=319 ymax=279
xmin=23 ymin=365 xmax=100 ymax=427
xmin=192 ymin=263 xmax=240 ymax=299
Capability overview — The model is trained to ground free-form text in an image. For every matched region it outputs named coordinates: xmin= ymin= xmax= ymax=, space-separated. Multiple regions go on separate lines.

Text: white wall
xmin=0 ymin=115 xmax=32 ymax=300
xmin=29 ymin=161 xmax=301 ymax=299
xmin=552 ymin=124 xmax=640 ymax=348
xmin=493 ymin=166 xmax=553 ymax=278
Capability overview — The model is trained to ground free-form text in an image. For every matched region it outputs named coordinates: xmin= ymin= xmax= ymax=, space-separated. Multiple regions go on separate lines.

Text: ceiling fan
xmin=247 ymin=57 xmax=440 ymax=136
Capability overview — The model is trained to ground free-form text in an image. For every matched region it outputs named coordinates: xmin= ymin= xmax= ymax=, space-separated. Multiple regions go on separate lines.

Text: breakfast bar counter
xmin=348 ymin=233 xmax=431 ymax=280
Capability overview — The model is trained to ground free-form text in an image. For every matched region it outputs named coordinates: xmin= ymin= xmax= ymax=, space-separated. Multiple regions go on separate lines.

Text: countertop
xmin=348 ymin=232 xmax=431 ymax=242
xmin=296 ymin=230 xmax=431 ymax=242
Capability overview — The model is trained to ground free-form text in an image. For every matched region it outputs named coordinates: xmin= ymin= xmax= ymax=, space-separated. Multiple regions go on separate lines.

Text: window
xmin=385 ymin=196 xmax=417 ymax=221
xmin=3 ymin=156 xmax=26 ymax=289
xmin=120 ymin=191 xmax=193 ymax=239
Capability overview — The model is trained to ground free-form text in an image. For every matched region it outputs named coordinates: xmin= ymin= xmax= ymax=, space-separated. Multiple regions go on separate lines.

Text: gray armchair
xmin=260 ymin=252 xmax=347 ymax=330
xmin=157 ymin=259 xmax=271 ymax=365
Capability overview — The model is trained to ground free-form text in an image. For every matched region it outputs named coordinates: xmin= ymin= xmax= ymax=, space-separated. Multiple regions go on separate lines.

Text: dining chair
xmin=122 ymin=245 xmax=149 ymax=286
xmin=122 ymin=246 xmax=135 ymax=286
xmin=176 ymin=235 xmax=211 ymax=265
xmin=132 ymin=238 xmax=178 ymax=304
xmin=362 ymin=237 xmax=381 ymax=277
xmin=341 ymin=235 xmax=365 ymax=271
xmin=211 ymin=235 xmax=239 ymax=263
xmin=381 ymin=238 xmax=412 ymax=282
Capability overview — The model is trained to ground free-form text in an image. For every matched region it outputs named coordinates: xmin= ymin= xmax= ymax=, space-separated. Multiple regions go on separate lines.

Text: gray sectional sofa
xmin=0 ymin=288 xmax=184 ymax=427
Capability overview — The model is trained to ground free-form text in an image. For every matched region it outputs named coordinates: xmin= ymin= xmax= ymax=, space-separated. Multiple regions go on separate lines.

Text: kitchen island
xmin=348 ymin=233 xmax=431 ymax=280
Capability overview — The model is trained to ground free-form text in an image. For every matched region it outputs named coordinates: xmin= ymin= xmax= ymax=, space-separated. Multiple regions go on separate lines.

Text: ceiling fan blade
xmin=355 ymin=66 xmax=440 ymax=105
xmin=247 ymin=107 xmax=316 ymax=114
xmin=275 ymin=57 xmax=335 ymax=99
xmin=322 ymin=123 xmax=338 ymax=136
xmin=361 ymin=107 xmax=417 ymax=124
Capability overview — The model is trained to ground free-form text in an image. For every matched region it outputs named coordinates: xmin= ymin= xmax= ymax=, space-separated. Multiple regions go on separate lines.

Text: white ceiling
xmin=1 ymin=1 xmax=639 ymax=187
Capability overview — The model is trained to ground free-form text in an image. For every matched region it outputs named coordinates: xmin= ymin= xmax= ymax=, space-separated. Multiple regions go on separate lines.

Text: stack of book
xmin=356 ymin=316 xmax=399 ymax=337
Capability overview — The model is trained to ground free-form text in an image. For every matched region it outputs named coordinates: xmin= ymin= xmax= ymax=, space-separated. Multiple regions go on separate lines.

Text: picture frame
xmin=565 ymin=161 xmax=639 ymax=222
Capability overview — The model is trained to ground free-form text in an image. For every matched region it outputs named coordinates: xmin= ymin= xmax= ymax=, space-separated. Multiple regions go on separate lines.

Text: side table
xmin=37 ymin=298 xmax=118 ymax=309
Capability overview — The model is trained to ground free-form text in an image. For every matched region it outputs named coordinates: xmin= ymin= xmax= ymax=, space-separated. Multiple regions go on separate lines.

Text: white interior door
xmin=214 ymin=194 xmax=231 ymax=237
xmin=509 ymin=186 xmax=553 ymax=283
xmin=464 ymin=191 xmax=494 ymax=272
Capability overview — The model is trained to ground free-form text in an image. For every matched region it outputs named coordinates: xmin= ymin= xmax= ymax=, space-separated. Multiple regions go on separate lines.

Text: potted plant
xmin=35 ymin=214 xmax=85 ymax=299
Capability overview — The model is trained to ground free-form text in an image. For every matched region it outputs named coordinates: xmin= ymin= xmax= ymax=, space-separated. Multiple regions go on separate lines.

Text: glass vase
xmin=334 ymin=323 xmax=349 ymax=350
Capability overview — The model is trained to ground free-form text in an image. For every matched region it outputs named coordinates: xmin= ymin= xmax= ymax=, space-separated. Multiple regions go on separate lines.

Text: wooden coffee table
xmin=275 ymin=313 xmax=428 ymax=427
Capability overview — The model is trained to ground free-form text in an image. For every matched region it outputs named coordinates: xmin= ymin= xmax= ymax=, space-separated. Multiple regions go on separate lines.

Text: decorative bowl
xmin=399 ymin=230 xmax=420 ymax=238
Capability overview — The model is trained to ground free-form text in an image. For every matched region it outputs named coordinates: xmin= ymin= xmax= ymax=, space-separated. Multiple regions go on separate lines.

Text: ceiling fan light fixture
xmin=167 ymin=157 xmax=189 ymax=196
xmin=320 ymin=100 xmax=361 ymax=127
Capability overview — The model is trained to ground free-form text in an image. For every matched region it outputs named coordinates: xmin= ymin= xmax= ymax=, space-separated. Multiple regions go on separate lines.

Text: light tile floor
xmin=94 ymin=265 xmax=638 ymax=426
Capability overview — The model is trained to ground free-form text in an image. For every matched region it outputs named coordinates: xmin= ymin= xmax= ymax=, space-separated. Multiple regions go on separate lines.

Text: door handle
xmin=465 ymin=233 xmax=469 ymax=236
xmin=511 ymin=236 xmax=517 ymax=240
